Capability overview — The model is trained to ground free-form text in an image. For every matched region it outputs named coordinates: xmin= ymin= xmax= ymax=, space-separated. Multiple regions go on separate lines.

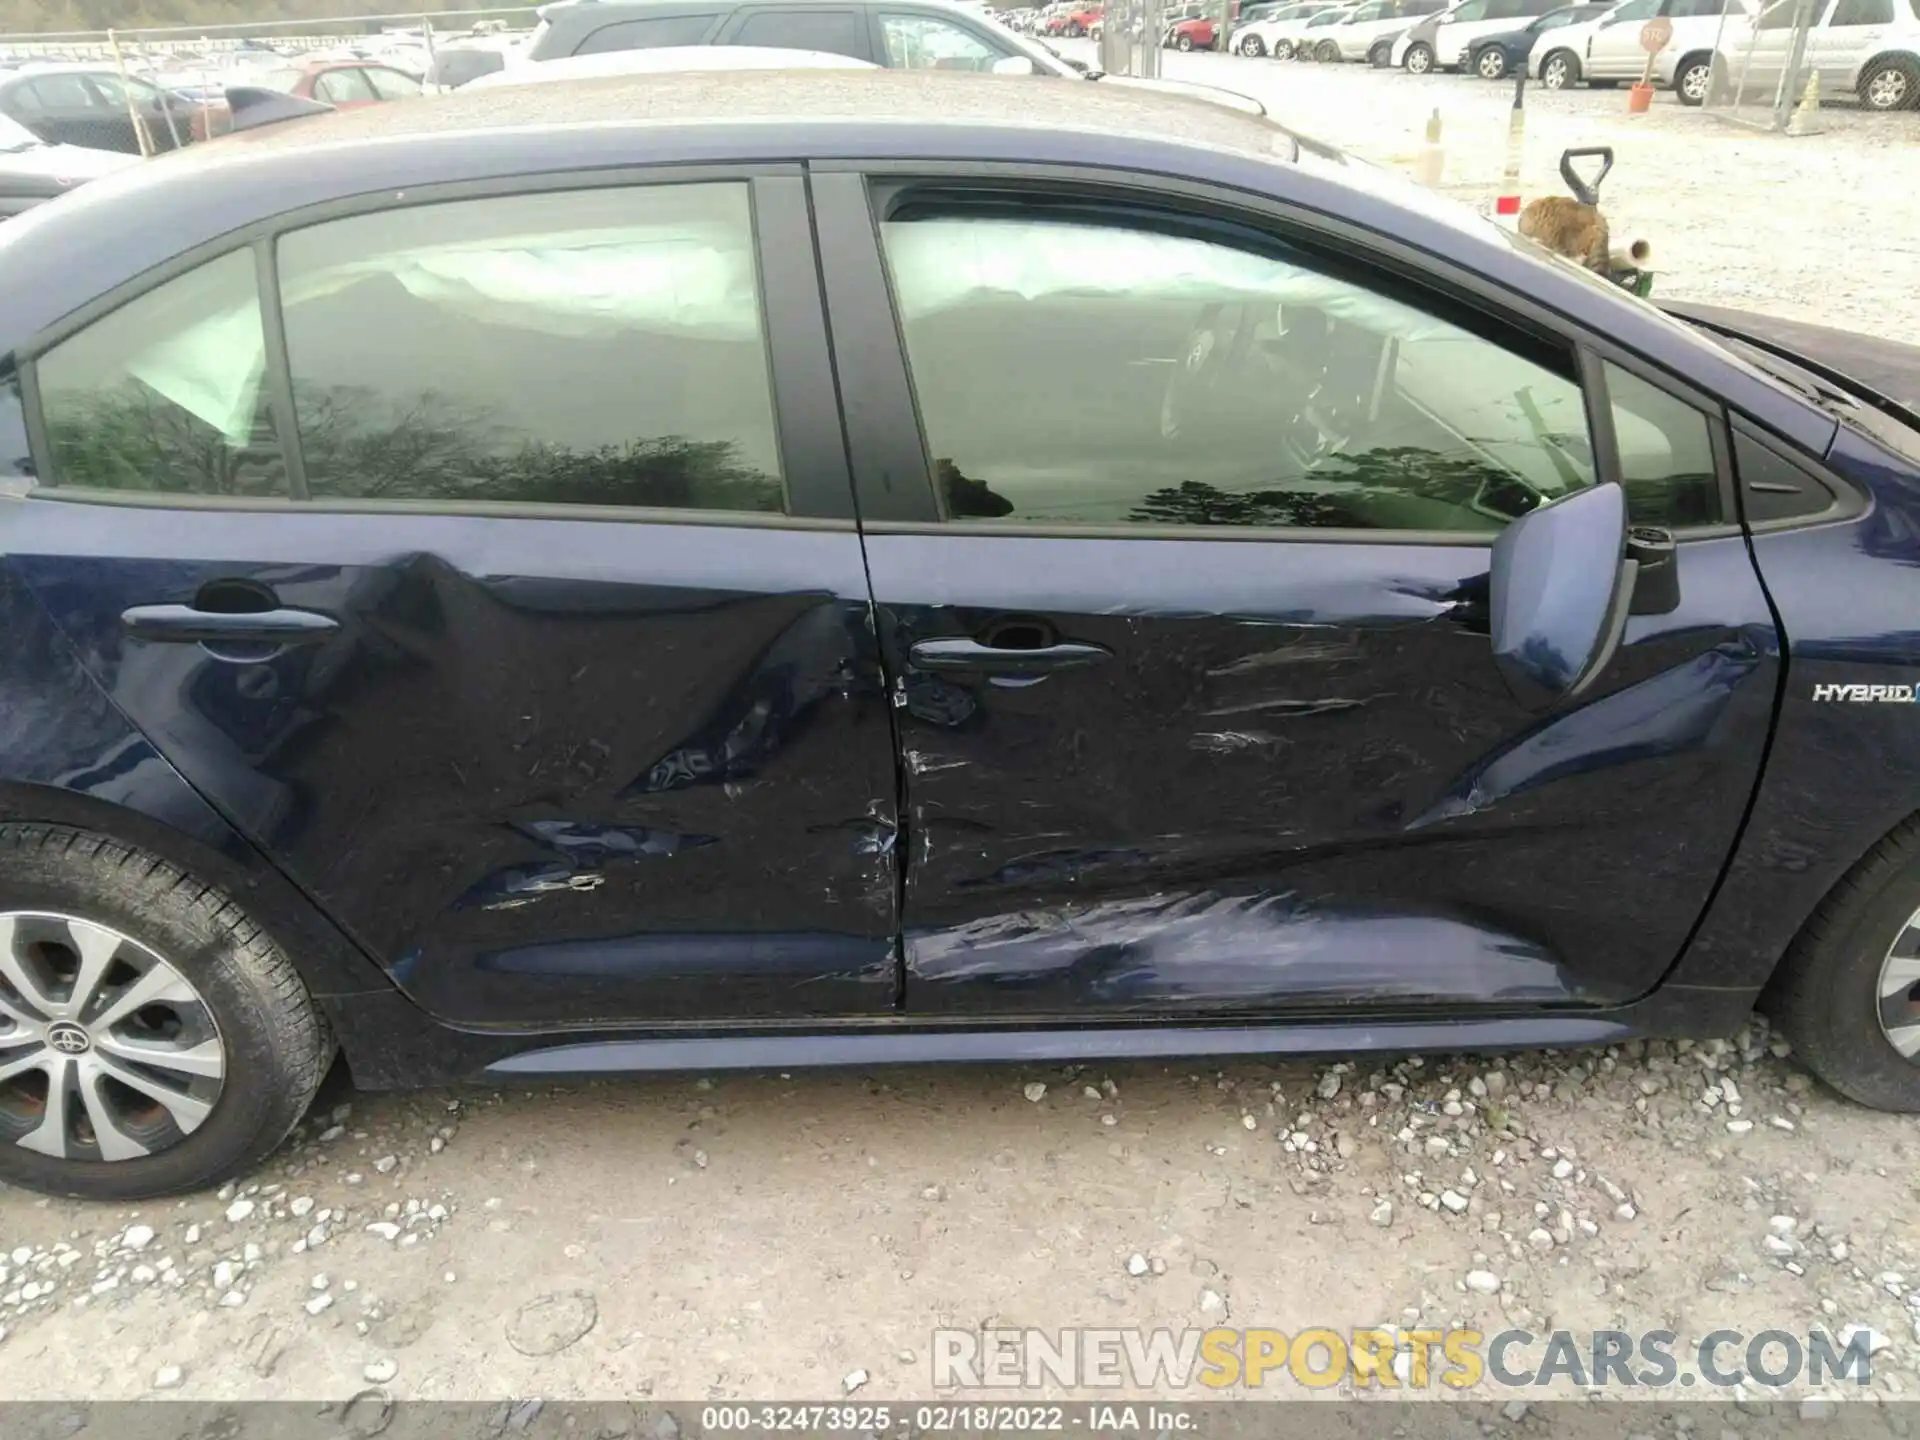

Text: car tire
xmin=1368 ymin=40 xmax=1393 ymax=66
xmin=1475 ymin=45 xmax=1510 ymax=79
xmin=1860 ymin=56 xmax=1918 ymax=111
xmin=1674 ymin=52 xmax=1714 ymax=105
xmin=1404 ymin=41 xmax=1435 ymax=73
xmin=1239 ymin=33 xmax=1266 ymax=55
xmin=1539 ymin=48 xmax=1580 ymax=88
xmin=1768 ymin=817 xmax=1920 ymax=1112
xmin=1177 ymin=32 xmax=1195 ymax=49
xmin=0 ymin=823 xmax=335 ymax=1199
xmin=1315 ymin=39 xmax=1340 ymax=61
xmin=1274 ymin=38 xmax=1296 ymax=58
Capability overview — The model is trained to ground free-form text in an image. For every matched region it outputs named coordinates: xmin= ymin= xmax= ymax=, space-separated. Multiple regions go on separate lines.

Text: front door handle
xmin=908 ymin=638 xmax=1112 ymax=676
xmin=121 ymin=604 xmax=339 ymax=646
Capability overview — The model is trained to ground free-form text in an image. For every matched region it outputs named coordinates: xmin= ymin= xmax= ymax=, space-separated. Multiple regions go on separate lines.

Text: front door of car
xmin=815 ymin=168 xmax=1780 ymax=1019
xmin=8 ymin=170 xmax=901 ymax=1029
xmin=17 ymin=75 xmax=133 ymax=154
xmin=1584 ymin=0 xmax=1661 ymax=73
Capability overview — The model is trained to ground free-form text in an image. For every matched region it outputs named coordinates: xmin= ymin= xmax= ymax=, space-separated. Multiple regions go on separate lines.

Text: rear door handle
xmin=908 ymin=638 xmax=1112 ymax=676
xmin=120 ymin=604 xmax=339 ymax=646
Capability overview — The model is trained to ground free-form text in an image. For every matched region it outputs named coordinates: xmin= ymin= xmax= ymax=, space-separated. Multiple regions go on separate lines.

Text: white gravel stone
xmin=224 ymin=1201 xmax=255 ymax=1224
xmin=1465 ymin=1270 xmax=1502 ymax=1295
xmin=120 ymin=1226 xmax=155 ymax=1252
xmin=1126 ymin=1253 xmax=1150 ymax=1277
xmin=364 ymin=1357 xmax=398 ymax=1383
xmin=365 ymin=1223 xmax=402 ymax=1242
xmin=842 ymin=1368 xmax=868 ymax=1394
xmin=1369 ymin=1199 xmax=1394 ymax=1228
xmin=304 ymin=1294 xmax=333 ymax=1316
xmin=152 ymin=1365 xmax=184 ymax=1390
xmin=290 ymin=1197 xmax=315 ymax=1219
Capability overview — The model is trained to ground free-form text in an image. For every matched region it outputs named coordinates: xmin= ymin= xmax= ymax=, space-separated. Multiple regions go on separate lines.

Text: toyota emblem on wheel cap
xmin=45 ymin=1023 xmax=90 ymax=1055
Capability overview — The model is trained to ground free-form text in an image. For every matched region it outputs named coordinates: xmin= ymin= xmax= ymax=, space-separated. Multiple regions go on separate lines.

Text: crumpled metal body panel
xmin=869 ymin=529 xmax=1777 ymax=1014
xmin=7 ymin=503 xmax=899 ymax=1025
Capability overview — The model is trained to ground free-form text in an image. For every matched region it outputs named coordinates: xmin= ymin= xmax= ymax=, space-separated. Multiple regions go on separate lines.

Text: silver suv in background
xmin=1720 ymin=0 xmax=1920 ymax=110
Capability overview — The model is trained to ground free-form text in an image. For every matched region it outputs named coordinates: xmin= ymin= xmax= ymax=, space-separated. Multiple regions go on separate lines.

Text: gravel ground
xmin=1067 ymin=41 xmax=1920 ymax=344
xmin=2 ymin=57 xmax=1920 ymax=1419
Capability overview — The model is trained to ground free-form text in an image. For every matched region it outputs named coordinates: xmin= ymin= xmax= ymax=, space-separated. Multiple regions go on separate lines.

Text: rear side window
xmin=26 ymin=76 xmax=94 ymax=109
xmin=276 ymin=184 xmax=786 ymax=513
xmin=1831 ymin=0 xmax=1893 ymax=23
xmin=880 ymin=13 xmax=1010 ymax=67
xmin=35 ymin=250 xmax=288 ymax=497
xmin=575 ymin=14 xmax=719 ymax=53
xmin=731 ymin=8 xmax=870 ymax=56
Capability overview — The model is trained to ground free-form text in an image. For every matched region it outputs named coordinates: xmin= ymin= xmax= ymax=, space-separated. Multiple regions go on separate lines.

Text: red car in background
xmin=1164 ymin=1 xmax=1242 ymax=47
xmin=255 ymin=61 xmax=424 ymax=109
xmin=1060 ymin=6 xmax=1103 ymax=33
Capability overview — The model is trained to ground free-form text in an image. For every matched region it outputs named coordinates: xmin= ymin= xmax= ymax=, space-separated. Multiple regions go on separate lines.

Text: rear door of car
xmin=716 ymin=6 xmax=877 ymax=59
xmin=813 ymin=162 xmax=1781 ymax=1020
xmin=6 ymin=166 xmax=902 ymax=1030
xmin=1813 ymin=0 xmax=1896 ymax=86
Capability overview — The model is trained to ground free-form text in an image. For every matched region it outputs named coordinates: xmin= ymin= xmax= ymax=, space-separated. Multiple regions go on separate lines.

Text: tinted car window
xmin=576 ymin=14 xmax=720 ymax=53
xmin=1604 ymin=363 xmax=1722 ymax=527
xmin=276 ymin=184 xmax=786 ymax=513
xmin=882 ymin=212 xmax=1597 ymax=532
xmin=880 ymin=13 xmax=1009 ymax=67
xmin=1831 ymin=0 xmax=1893 ymax=23
xmin=36 ymin=249 xmax=288 ymax=498
xmin=1447 ymin=2 xmax=1491 ymax=22
xmin=731 ymin=9 xmax=869 ymax=57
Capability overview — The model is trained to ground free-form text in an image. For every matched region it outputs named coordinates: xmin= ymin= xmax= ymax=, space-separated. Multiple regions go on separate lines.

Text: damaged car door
xmin=821 ymin=173 xmax=1780 ymax=1018
xmin=9 ymin=172 xmax=901 ymax=1026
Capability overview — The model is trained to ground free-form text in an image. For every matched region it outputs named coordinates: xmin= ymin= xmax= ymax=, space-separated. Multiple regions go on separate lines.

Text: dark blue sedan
xmin=0 ymin=71 xmax=1917 ymax=1198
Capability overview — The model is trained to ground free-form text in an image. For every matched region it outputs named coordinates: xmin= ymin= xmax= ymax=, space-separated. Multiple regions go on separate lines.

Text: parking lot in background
xmin=1054 ymin=36 xmax=1920 ymax=344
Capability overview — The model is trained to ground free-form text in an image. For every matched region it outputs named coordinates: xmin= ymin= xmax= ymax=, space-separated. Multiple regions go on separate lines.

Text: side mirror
xmin=1488 ymin=482 xmax=1634 ymax=709
xmin=992 ymin=54 xmax=1039 ymax=72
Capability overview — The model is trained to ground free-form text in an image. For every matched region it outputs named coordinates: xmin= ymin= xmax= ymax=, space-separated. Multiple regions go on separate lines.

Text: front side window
xmin=881 ymin=211 xmax=1599 ymax=532
xmin=36 ymin=249 xmax=287 ymax=497
xmin=731 ymin=9 xmax=869 ymax=57
xmin=880 ymin=14 xmax=1008 ymax=67
xmin=276 ymin=184 xmax=786 ymax=513
xmin=1447 ymin=2 xmax=1491 ymax=21
xmin=576 ymin=14 xmax=720 ymax=53
xmin=1605 ymin=362 xmax=1721 ymax=527
xmin=1756 ymin=0 xmax=1800 ymax=28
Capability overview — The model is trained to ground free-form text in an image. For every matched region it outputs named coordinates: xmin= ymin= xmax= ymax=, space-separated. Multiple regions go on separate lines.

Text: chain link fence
xmin=1699 ymin=0 xmax=1822 ymax=131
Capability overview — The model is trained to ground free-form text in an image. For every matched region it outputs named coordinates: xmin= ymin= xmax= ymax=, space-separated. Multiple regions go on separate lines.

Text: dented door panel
xmin=7 ymin=505 xmax=898 ymax=1025
xmin=868 ymin=529 xmax=1777 ymax=1015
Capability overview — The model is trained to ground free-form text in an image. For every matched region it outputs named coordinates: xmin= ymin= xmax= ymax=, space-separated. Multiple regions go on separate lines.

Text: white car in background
xmin=1234 ymin=0 xmax=1344 ymax=54
xmin=1292 ymin=3 xmax=1364 ymax=55
xmin=1323 ymin=0 xmax=1450 ymax=59
xmin=1721 ymin=0 xmax=1920 ymax=110
xmin=1535 ymin=0 xmax=1753 ymax=96
xmin=1426 ymin=0 xmax=1570 ymax=67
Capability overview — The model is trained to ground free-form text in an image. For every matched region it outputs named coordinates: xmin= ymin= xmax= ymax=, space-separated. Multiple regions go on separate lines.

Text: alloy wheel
xmin=1240 ymin=34 xmax=1265 ymax=54
xmin=1276 ymin=39 xmax=1295 ymax=58
xmin=1477 ymin=47 xmax=1507 ymax=79
xmin=1680 ymin=61 xmax=1711 ymax=102
xmin=1406 ymin=44 xmax=1433 ymax=73
xmin=1865 ymin=65 xmax=1910 ymax=110
xmin=1542 ymin=53 xmax=1574 ymax=88
xmin=1878 ymin=909 xmax=1920 ymax=1062
xmin=0 ymin=912 xmax=225 ymax=1163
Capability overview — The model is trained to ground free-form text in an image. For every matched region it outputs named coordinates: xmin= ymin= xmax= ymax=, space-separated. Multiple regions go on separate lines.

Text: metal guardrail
xmin=0 ymin=6 xmax=539 ymax=59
